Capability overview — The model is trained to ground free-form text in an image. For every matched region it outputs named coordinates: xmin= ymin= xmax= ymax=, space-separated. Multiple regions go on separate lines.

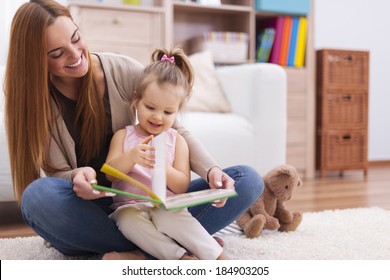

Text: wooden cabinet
xmin=316 ymin=49 xmax=369 ymax=177
xmin=68 ymin=0 xmax=315 ymax=178
xmin=285 ymin=67 xmax=314 ymax=177
xmin=69 ymin=2 xmax=166 ymax=66
xmin=253 ymin=3 xmax=315 ymax=178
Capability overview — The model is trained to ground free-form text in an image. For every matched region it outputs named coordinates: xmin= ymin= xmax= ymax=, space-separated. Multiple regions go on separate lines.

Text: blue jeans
xmin=21 ymin=165 xmax=263 ymax=256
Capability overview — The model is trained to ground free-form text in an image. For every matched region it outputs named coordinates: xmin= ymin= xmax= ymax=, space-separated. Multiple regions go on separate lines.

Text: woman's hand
xmin=207 ymin=166 xmax=235 ymax=208
xmin=71 ymin=167 xmax=114 ymax=200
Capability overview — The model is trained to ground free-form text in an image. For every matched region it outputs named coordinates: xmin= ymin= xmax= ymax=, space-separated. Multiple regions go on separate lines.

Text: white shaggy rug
xmin=1 ymin=207 xmax=390 ymax=260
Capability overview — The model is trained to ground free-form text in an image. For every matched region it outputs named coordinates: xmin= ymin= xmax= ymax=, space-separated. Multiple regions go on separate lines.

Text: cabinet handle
xmin=112 ymin=17 xmax=122 ymax=24
xmin=343 ymin=55 xmax=352 ymax=62
xmin=342 ymin=95 xmax=351 ymax=101
xmin=328 ymin=55 xmax=353 ymax=63
xmin=342 ymin=135 xmax=351 ymax=141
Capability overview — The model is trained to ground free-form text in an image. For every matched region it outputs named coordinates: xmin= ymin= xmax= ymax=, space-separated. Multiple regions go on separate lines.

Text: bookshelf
xmin=167 ymin=1 xmax=254 ymax=64
xmin=253 ymin=2 xmax=315 ymax=179
xmin=68 ymin=0 xmax=315 ymax=178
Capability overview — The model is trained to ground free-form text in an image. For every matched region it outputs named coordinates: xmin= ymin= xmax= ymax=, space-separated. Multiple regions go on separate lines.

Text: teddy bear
xmin=236 ymin=164 xmax=303 ymax=238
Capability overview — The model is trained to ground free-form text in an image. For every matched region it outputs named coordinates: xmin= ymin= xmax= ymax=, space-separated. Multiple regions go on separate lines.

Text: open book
xmin=92 ymin=132 xmax=237 ymax=211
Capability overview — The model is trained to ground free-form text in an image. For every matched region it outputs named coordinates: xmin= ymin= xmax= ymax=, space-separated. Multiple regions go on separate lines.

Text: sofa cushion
xmin=186 ymin=50 xmax=231 ymax=113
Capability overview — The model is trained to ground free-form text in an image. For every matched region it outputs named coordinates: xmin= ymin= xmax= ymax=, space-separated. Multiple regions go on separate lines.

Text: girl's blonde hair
xmin=133 ymin=47 xmax=194 ymax=108
xmin=5 ymin=0 xmax=106 ymax=203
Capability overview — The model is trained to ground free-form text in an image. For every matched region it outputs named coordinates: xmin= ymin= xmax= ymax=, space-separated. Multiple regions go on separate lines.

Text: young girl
xmin=104 ymin=47 xmax=228 ymax=260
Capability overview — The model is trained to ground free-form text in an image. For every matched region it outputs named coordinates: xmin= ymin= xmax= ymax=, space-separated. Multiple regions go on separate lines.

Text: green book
xmin=96 ymin=133 xmax=237 ymax=211
xmin=92 ymin=184 xmax=237 ymax=211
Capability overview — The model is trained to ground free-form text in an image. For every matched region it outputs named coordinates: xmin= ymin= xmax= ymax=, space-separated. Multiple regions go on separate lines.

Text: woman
xmin=5 ymin=0 xmax=264 ymax=259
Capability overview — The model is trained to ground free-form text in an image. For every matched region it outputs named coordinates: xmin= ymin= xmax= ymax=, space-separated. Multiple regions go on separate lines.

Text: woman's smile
xmin=66 ymin=54 xmax=83 ymax=69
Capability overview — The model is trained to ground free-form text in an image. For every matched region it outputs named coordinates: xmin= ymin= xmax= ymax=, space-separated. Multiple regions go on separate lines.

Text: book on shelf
xmin=269 ymin=16 xmax=284 ymax=64
xmin=287 ymin=17 xmax=299 ymax=66
xmin=92 ymin=132 xmax=237 ymax=211
xmin=260 ymin=15 xmax=307 ymax=67
xmin=294 ymin=16 xmax=308 ymax=67
xmin=279 ymin=16 xmax=292 ymax=66
xmin=256 ymin=27 xmax=275 ymax=62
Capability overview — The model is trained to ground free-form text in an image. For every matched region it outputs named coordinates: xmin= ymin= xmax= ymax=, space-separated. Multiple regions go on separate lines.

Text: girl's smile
xmin=135 ymin=81 xmax=184 ymax=136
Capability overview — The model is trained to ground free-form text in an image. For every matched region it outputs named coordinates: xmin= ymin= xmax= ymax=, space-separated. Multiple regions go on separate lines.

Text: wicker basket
xmin=317 ymin=89 xmax=368 ymax=129
xmin=317 ymin=49 xmax=369 ymax=90
xmin=324 ymin=130 xmax=367 ymax=168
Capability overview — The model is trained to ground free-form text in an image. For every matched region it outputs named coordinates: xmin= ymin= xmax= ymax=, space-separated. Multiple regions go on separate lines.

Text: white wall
xmin=0 ymin=1 xmax=25 ymax=65
xmin=314 ymin=0 xmax=390 ymax=161
xmin=0 ymin=0 xmax=68 ymax=65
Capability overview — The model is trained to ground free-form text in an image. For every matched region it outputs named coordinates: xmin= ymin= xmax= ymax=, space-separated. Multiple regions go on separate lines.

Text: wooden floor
xmin=1 ymin=164 xmax=389 ymax=239
xmin=286 ymin=163 xmax=390 ymax=212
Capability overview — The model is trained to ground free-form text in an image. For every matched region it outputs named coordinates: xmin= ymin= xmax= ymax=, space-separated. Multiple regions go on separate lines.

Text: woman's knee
xmin=242 ymin=165 xmax=264 ymax=196
xmin=21 ymin=177 xmax=72 ymax=221
xmin=22 ymin=177 xmax=70 ymax=203
xmin=224 ymin=165 xmax=264 ymax=200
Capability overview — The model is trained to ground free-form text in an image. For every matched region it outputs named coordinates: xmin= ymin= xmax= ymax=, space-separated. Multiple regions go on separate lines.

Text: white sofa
xmin=0 ymin=63 xmax=286 ymax=202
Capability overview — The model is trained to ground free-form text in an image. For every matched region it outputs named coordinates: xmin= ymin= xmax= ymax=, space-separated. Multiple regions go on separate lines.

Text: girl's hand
xmin=207 ymin=166 xmax=235 ymax=208
xmin=129 ymin=135 xmax=155 ymax=168
xmin=71 ymin=167 xmax=114 ymax=200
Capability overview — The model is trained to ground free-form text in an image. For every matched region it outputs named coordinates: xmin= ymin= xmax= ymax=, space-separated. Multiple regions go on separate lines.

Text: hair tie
xmin=161 ymin=54 xmax=175 ymax=64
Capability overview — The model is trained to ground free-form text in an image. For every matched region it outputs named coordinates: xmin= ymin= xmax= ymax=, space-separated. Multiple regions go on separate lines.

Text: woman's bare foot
xmin=102 ymin=250 xmax=146 ymax=260
xmin=180 ymin=253 xmax=199 ymax=260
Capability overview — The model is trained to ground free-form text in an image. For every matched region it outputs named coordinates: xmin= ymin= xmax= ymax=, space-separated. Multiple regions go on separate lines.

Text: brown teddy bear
xmin=236 ymin=164 xmax=303 ymax=238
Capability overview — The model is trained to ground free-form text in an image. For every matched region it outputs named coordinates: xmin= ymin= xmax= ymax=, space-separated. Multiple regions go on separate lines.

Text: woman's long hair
xmin=4 ymin=0 xmax=106 ymax=203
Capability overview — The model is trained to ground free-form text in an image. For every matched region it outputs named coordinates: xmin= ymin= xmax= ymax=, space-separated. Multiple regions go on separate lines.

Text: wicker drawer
xmin=317 ymin=90 xmax=368 ymax=129
xmin=316 ymin=49 xmax=369 ymax=90
xmin=316 ymin=130 xmax=367 ymax=170
xmin=316 ymin=49 xmax=369 ymax=177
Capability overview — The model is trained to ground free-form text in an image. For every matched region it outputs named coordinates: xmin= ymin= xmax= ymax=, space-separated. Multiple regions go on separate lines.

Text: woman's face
xmin=46 ymin=16 xmax=89 ymax=79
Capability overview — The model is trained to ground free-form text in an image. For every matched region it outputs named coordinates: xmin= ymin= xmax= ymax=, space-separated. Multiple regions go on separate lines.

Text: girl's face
xmin=46 ymin=16 xmax=89 ymax=79
xmin=136 ymin=81 xmax=184 ymax=136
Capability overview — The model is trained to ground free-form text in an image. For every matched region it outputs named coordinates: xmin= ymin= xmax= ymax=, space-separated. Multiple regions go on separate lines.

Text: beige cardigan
xmin=44 ymin=53 xmax=217 ymax=182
